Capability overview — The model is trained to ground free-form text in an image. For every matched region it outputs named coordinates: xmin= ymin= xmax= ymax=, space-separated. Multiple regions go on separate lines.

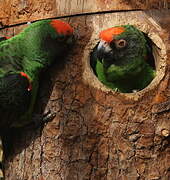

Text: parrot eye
xmin=115 ymin=39 xmax=127 ymax=49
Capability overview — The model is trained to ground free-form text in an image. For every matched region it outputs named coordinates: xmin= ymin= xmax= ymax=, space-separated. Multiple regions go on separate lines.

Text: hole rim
xmin=83 ymin=24 xmax=167 ymax=101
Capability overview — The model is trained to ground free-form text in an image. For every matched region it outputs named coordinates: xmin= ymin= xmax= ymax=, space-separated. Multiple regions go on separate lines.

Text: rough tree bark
xmin=0 ymin=0 xmax=170 ymax=26
xmin=0 ymin=1 xmax=170 ymax=180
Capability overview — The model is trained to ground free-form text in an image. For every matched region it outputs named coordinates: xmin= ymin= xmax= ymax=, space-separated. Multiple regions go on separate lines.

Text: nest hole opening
xmin=89 ymin=29 xmax=162 ymax=94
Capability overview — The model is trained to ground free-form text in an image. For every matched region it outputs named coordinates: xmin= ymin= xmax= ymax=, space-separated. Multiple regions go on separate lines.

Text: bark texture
xmin=0 ymin=0 xmax=170 ymax=26
xmin=0 ymin=10 xmax=170 ymax=180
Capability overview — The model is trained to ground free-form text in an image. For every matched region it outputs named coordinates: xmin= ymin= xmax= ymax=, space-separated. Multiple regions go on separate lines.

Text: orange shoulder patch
xmin=50 ymin=20 xmax=73 ymax=35
xmin=99 ymin=27 xmax=125 ymax=43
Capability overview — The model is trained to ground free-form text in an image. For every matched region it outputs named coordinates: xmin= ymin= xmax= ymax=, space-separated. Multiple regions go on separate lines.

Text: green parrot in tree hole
xmin=91 ymin=25 xmax=156 ymax=93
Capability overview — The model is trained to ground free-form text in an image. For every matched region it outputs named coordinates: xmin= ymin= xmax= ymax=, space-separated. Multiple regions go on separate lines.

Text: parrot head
xmin=43 ymin=19 xmax=75 ymax=62
xmin=49 ymin=19 xmax=74 ymax=46
xmin=44 ymin=20 xmax=75 ymax=52
xmin=0 ymin=72 xmax=31 ymax=112
xmin=22 ymin=19 xmax=75 ymax=62
xmin=96 ymin=25 xmax=148 ymax=67
xmin=90 ymin=25 xmax=155 ymax=92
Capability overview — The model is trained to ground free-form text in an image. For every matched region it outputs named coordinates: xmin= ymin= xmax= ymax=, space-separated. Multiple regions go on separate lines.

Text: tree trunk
xmin=0 ymin=1 xmax=170 ymax=180
xmin=0 ymin=0 xmax=169 ymax=26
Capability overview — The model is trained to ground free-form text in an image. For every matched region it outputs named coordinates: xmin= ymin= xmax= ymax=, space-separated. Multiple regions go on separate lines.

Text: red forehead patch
xmin=20 ymin=72 xmax=29 ymax=80
xmin=5 ymin=36 xmax=11 ymax=39
xmin=20 ymin=72 xmax=32 ymax=91
xmin=50 ymin=20 xmax=73 ymax=35
xmin=99 ymin=27 xmax=125 ymax=43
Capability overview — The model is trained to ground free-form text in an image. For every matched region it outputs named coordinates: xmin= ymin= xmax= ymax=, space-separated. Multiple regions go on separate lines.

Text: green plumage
xmin=0 ymin=19 xmax=74 ymax=128
xmin=0 ymin=19 xmax=74 ymax=179
xmin=91 ymin=25 xmax=155 ymax=93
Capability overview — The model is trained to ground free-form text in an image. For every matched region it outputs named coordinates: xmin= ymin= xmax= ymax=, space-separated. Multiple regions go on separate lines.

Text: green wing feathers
xmin=0 ymin=19 xmax=75 ymax=179
xmin=0 ymin=19 xmax=74 ymax=126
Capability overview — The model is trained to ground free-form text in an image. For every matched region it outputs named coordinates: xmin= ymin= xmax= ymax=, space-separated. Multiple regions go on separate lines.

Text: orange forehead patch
xmin=20 ymin=72 xmax=29 ymax=80
xmin=99 ymin=27 xmax=125 ymax=43
xmin=20 ymin=72 xmax=32 ymax=91
xmin=50 ymin=20 xmax=73 ymax=35
xmin=5 ymin=36 xmax=11 ymax=39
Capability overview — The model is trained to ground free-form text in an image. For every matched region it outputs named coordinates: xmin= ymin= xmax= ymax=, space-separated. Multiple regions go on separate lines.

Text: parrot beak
xmin=97 ymin=40 xmax=113 ymax=63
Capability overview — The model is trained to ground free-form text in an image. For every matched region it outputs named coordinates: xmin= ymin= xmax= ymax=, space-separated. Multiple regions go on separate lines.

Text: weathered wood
xmin=1 ymin=9 xmax=170 ymax=180
xmin=0 ymin=0 xmax=170 ymax=26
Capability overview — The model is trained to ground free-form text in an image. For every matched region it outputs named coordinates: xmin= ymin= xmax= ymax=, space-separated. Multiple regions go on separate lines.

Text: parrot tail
xmin=0 ymin=137 xmax=4 ymax=179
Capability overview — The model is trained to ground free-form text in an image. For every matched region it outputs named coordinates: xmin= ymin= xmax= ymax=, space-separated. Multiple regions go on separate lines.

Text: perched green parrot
xmin=0 ymin=19 xmax=74 ymax=179
xmin=91 ymin=25 xmax=155 ymax=93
